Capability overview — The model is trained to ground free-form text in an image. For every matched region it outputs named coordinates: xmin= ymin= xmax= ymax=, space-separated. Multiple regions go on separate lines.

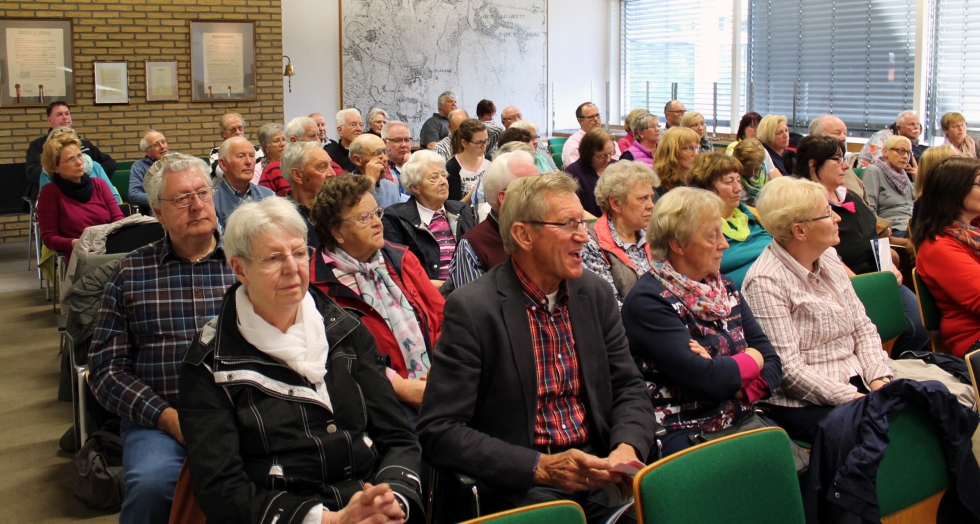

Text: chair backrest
xmin=854 ymin=167 xmax=866 ymax=179
xmin=967 ymin=349 xmax=980 ymax=411
xmin=105 ymin=223 xmax=166 ymax=255
xmin=547 ymin=137 xmax=568 ymax=155
xmin=633 ymin=428 xmax=805 ymax=524
xmin=552 ymin=152 xmax=564 ymax=170
xmin=110 ymin=170 xmax=131 ymax=203
xmin=877 ymin=403 xmax=948 ymax=517
xmin=850 ymin=271 xmax=905 ymax=342
xmin=912 ymin=269 xmax=941 ymax=332
xmin=461 ymin=500 xmax=586 ymax=524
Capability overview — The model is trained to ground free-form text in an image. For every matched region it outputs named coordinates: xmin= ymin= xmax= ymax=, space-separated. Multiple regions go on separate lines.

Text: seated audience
xmin=214 ymin=137 xmax=274 ymax=229
xmin=913 ymin=157 xmax=980 ymax=358
xmin=859 ymin=110 xmax=927 ymax=167
xmin=565 ymin=128 xmax=617 ymax=218
xmin=743 ymin=177 xmax=895 ymax=443
xmin=256 ymin=123 xmax=286 ymax=194
xmin=26 ymin=101 xmax=116 ymax=199
xmin=179 ymin=197 xmax=423 ymax=524
xmin=383 ymin=150 xmax=474 ymax=286
xmin=621 ymin=187 xmax=782 ymax=456
xmin=325 ymin=108 xmax=363 ymax=173
xmin=282 ymin=141 xmax=337 ymax=248
xmin=731 ymin=138 xmax=773 ymax=206
xmin=725 ymin=111 xmax=762 ymax=154
xmin=129 ymin=130 xmax=170 ymax=210
xmin=367 ymin=107 xmax=388 ymax=137
xmin=794 ymin=135 xmax=928 ymax=355
xmin=582 ymin=161 xmax=659 ymax=306
xmin=446 ymin=118 xmax=489 ymax=204
xmin=688 ymin=152 xmax=772 ymax=288
xmin=349 ymin=133 xmax=401 ymax=208
xmin=417 ymin=173 xmax=656 ymax=521
xmin=433 ymin=108 xmax=469 ymax=160
xmin=941 ymin=112 xmax=978 ymax=158
xmin=862 ymin=134 xmax=915 ymax=237
xmin=209 ymin=112 xmax=264 ymax=180
xmin=476 ymin=99 xmax=505 ymax=154
xmin=448 ymin=151 xmax=538 ymax=288
xmin=618 ymin=108 xmax=650 ymax=153
xmin=37 ymin=135 xmax=123 ymax=262
xmin=653 ymin=127 xmax=701 ymax=196
xmin=309 ymin=175 xmax=444 ymax=414
xmin=807 ymin=115 xmax=868 ymax=204
xmin=619 ymin=113 xmax=660 ymax=168
xmin=421 ymin=91 xmax=456 ymax=150
xmin=680 ymin=111 xmax=712 ymax=153
xmin=510 ymin=119 xmax=558 ymax=173
xmin=562 ymin=102 xmax=621 ymax=167
xmin=38 ymin=127 xmax=122 ymax=204
xmin=757 ymin=114 xmax=792 ymax=176
xmin=89 ymin=154 xmax=237 ymax=524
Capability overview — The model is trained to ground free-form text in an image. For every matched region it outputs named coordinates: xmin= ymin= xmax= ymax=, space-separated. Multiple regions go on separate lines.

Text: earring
xmin=337 ymin=238 xmax=345 ymax=244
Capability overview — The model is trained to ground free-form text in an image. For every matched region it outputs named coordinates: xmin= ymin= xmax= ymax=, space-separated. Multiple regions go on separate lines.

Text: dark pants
xmin=760 ymin=376 xmax=869 ymax=444
xmin=894 ymin=284 xmax=930 ymax=356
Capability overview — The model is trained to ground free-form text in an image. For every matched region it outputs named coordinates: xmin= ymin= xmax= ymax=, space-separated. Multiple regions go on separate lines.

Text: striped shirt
xmin=513 ymin=262 xmax=588 ymax=447
xmin=448 ymin=238 xmax=483 ymax=288
xmin=88 ymin=234 xmax=237 ymax=428
xmin=427 ymin=211 xmax=455 ymax=281
xmin=742 ymin=242 xmax=894 ymax=408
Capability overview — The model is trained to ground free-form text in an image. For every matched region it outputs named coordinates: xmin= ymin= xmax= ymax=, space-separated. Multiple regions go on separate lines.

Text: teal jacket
xmin=721 ymin=203 xmax=772 ymax=288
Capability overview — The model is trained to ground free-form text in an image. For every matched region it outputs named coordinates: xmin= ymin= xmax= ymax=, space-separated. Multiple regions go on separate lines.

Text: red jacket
xmin=916 ymin=234 xmax=980 ymax=357
xmin=310 ymin=241 xmax=445 ymax=377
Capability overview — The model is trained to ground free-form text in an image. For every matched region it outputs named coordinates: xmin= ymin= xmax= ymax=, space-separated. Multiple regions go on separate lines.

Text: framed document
xmin=0 ymin=18 xmax=75 ymax=107
xmin=189 ymin=20 xmax=256 ymax=102
xmin=145 ymin=61 xmax=178 ymax=102
xmin=93 ymin=61 xmax=128 ymax=104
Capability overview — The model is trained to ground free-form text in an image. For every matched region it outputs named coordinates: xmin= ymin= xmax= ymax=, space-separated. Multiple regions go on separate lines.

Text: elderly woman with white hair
xmin=367 ymin=108 xmax=389 ymax=137
xmin=256 ymin=123 xmax=288 ymax=193
xmin=861 ymin=134 xmax=915 ymax=237
xmin=621 ymin=187 xmax=782 ymax=456
xmin=178 ymin=197 xmax=424 ymax=524
xmin=757 ymin=114 xmax=792 ymax=176
xmin=383 ymin=150 xmax=475 ymax=286
xmin=582 ymin=161 xmax=659 ymax=306
xmin=741 ymin=177 xmax=895 ymax=443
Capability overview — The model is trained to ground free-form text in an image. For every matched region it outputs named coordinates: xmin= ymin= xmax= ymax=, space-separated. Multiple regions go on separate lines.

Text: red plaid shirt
xmin=513 ymin=262 xmax=589 ymax=447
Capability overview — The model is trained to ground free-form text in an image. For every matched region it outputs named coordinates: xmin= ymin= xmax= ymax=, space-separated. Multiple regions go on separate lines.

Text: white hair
xmin=223 ymin=197 xmax=308 ymax=260
xmin=381 ymin=120 xmax=409 ymax=140
xmin=144 ymin=153 xmax=211 ymax=217
xmin=438 ymin=91 xmax=456 ymax=106
xmin=510 ymin=120 xmax=539 ymax=136
xmin=257 ymin=123 xmax=284 ymax=148
xmin=218 ymin=136 xmax=253 ymax=161
xmin=139 ymin=130 xmax=164 ymax=151
xmin=284 ymin=116 xmax=316 ymax=140
xmin=280 ymin=142 xmax=321 ymax=184
xmin=368 ymin=107 xmax=388 ymax=122
xmin=897 ymin=110 xmax=919 ymax=125
xmin=483 ymin=151 xmax=535 ymax=211
xmin=219 ymin=112 xmax=244 ymax=132
xmin=335 ymin=108 xmax=362 ymax=127
xmin=400 ymin=150 xmax=446 ymax=192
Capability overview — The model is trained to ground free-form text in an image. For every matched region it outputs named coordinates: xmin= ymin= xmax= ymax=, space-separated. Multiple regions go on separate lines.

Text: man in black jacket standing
xmin=417 ymin=173 xmax=656 ymax=523
xmin=25 ymin=101 xmax=116 ymax=199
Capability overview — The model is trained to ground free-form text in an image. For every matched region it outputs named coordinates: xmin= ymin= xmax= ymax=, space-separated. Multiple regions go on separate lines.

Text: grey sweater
xmin=862 ymin=164 xmax=914 ymax=232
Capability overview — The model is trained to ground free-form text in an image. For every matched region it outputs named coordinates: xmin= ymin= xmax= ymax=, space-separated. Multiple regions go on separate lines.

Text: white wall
xmin=282 ymin=0 xmax=615 ymax=137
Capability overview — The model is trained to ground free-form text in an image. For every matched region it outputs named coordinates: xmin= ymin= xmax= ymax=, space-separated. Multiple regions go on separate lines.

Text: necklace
xmin=179 ymin=236 xmax=216 ymax=262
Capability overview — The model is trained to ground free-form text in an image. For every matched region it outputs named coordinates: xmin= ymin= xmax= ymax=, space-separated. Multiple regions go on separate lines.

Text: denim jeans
xmin=119 ymin=419 xmax=186 ymax=524
xmin=893 ymin=284 xmax=930 ymax=356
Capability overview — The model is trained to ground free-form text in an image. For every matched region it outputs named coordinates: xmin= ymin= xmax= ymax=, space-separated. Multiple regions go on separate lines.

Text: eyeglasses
xmin=386 ymin=137 xmax=411 ymax=145
xmin=372 ymin=119 xmax=387 ymax=126
xmin=242 ymin=246 xmax=315 ymax=271
xmin=579 ymin=114 xmax=602 ymax=121
xmin=527 ymin=219 xmax=589 ymax=234
xmin=888 ymin=148 xmax=912 ymax=157
xmin=826 ymin=156 xmax=847 ymax=164
xmin=148 ymin=140 xmax=168 ymax=149
xmin=60 ymin=154 xmax=85 ymax=164
xmin=345 ymin=122 xmax=364 ymax=129
xmin=467 ymin=139 xmax=489 ymax=147
xmin=681 ymin=145 xmax=700 ymax=154
xmin=593 ymin=152 xmax=614 ymax=160
xmin=159 ymin=187 xmax=214 ymax=208
xmin=343 ymin=207 xmax=384 ymax=226
xmin=367 ymin=148 xmax=389 ymax=156
xmin=666 ymin=110 xmax=686 ymax=115
xmin=799 ymin=207 xmax=835 ymax=223
xmin=948 ymin=123 xmax=967 ymax=131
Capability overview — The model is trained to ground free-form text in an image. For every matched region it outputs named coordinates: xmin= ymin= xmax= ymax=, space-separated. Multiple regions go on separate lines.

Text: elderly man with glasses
xmin=561 ymin=102 xmax=621 ymax=168
xmin=417 ymin=172 xmax=656 ymax=523
xmin=89 ymin=153 xmax=237 ymax=524
xmin=129 ymin=130 xmax=173 ymax=212
xmin=349 ymin=133 xmax=401 ymax=208
xmin=663 ymin=100 xmax=687 ymax=129
xmin=325 ymin=108 xmax=364 ymax=173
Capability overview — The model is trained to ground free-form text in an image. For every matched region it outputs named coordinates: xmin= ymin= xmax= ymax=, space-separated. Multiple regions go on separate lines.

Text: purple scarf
xmin=873 ymin=158 xmax=911 ymax=196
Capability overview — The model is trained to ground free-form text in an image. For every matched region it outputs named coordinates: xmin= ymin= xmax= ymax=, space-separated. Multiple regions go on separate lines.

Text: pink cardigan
xmin=37 ymin=178 xmax=123 ymax=261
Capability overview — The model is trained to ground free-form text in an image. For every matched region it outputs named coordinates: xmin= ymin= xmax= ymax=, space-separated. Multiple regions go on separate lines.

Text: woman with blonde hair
xmin=653 ymin=126 xmax=701 ymax=196
xmin=757 ymin=114 xmax=792 ymax=175
xmin=681 ymin=111 xmax=712 ymax=153
xmin=732 ymin=138 xmax=778 ymax=206
xmin=940 ymin=112 xmax=978 ymax=158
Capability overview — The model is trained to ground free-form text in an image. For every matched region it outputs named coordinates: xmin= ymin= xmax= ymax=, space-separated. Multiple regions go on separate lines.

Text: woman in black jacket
xmin=178 ymin=198 xmax=424 ymax=524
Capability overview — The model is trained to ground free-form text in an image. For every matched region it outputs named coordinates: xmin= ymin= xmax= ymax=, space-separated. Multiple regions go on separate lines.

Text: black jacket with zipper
xmin=178 ymin=283 xmax=424 ymax=524
xmin=382 ymin=197 xmax=474 ymax=280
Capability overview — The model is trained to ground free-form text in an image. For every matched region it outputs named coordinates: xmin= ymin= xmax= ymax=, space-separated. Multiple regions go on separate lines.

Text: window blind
xmin=926 ymin=0 xmax=980 ymax=140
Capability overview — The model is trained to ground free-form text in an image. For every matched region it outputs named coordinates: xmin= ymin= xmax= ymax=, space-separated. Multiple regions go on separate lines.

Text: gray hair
xmin=510 ymin=119 xmax=539 ymax=136
xmin=381 ymin=120 xmax=409 ymax=140
xmin=631 ymin=113 xmax=659 ymax=135
xmin=499 ymin=172 xmax=579 ymax=254
xmin=284 ymin=116 xmax=315 ymax=140
xmin=400 ymin=150 xmax=446 ymax=192
xmin=438 ymin=91 xmax=456 ymax=106
xmin=257 ymin=123 xmax=284 ymax=148
xmin=594 ymin=161 xmax=660 ymax=214
xmin=335 ymin=108 xmax=361 ymax=127
xmin=139 ymin=130 xmax=164 ymax=151
xmin=808 ymin=115 xmax=832 ymax=136
xmin=280 ymin=142 xmax=321 ymax=184
xmin=218 ymin=136 xmax=253 ymax=161
xmin=144 ymin=153 xmax=211 ymax=216
xmin=483 ymin=151 xmax=535 ymax=211
xmin=647 ymin=187 xmax=727 ymax=262
xmin=219 ymin=112 xmax=244 ymax=132
xmin=223 ymin=197 xmax=308 ymax=260
xmin=492 ymin=141 xmax=535 ymax=160
xmin=367 ymin=108 xmax=388 ymax=122
xmin=897 ymin=110 xmax=919 ymax=125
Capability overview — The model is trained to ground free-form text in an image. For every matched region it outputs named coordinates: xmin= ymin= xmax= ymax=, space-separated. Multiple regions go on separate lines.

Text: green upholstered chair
xmin=878 ymin=404 xmax=948 ymax=522
xmin=547 ymin=137 xmax=568 ymax=156
xmin=115 ymin=160 xmax=135 ymax=172
xmin=461 ymin=500 xmax=586 ymax=524
xmin=850 ymin=271 xmax=905 ymax=354
xmin=854 ymin=167 xmax=866 ymax=178
xmin=111 ymin=170 xmax=131 ymax=203
xmin=912 ymin=268 xmax=948 ymax=353
xmin=552 ymin=152 xmax=563 ymax=170
xmin=633 ymin=428 xmax=805 ymax=524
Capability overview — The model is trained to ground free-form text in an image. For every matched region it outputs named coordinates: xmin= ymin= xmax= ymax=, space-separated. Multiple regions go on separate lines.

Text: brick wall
xmin=0 ymin=214 xmax=29 ymax=243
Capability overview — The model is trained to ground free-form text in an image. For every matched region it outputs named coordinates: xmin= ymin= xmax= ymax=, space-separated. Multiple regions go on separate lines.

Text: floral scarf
xmin=322 ymin=248 xmax=430 ymax=378
xmin=873 ymin=157 xmax=911 ymax=196
xmin=722 ymin=207 xmax=751 ymax=242
xmin=945 ymin=221 xmax=980 ymax=258
xmin=650 ymin=260 xmax=737 ymax=322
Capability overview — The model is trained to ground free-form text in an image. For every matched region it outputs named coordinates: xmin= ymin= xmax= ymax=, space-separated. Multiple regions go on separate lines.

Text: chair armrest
xmin=427 ymin=467 xmax=479 ymax=524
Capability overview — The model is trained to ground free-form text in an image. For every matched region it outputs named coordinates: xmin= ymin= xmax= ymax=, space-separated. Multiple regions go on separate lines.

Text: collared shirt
xmin=416 ymin=201 xmax=447 ymax=226
xmin=214 ymin=179 xmax=275 ymax=229
xmin=742 ymin=242 xmax=894 ymax=408
xmin=513 ymin=261 xmax=588 ymax=447
xmin=420 ymin=113 xmax=450 ymax=146
xmin=88 ymin=234 xmax=237 ymax=428
xmin=449 ymin=238 xmax=483 ymax=289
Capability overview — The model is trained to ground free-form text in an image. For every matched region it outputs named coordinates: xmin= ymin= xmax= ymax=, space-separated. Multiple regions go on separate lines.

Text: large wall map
xmin=341 ymin=0 xmax=547 ymax=140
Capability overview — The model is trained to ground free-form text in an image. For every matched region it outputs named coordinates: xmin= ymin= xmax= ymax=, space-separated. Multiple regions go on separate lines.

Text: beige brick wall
xmin=0 ymin=0 xmax=284 ymax=165
xmin=0 ymin=214 xmax=29 ymax=243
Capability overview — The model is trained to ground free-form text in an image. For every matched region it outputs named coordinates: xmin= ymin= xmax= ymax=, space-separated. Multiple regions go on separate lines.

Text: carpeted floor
xmin=0 ymin=242 xmax=116 ymax=523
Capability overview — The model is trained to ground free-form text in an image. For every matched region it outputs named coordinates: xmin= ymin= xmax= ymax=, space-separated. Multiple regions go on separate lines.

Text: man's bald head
xmin=448 ymin=109 xmax=470 ymax=133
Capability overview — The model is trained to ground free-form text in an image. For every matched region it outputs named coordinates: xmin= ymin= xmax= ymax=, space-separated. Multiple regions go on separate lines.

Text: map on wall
xmin=341 ymin=0 xmax=547 ymax=140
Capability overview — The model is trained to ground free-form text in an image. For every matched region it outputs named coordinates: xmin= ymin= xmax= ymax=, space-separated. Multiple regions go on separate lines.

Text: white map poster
xmin=5 ymin=28 xmax=67 ymax=97
xmin=342 ymin=0 xmax=547 ymax=139
xmin=202 ymin=32 xmax=245 ymax=95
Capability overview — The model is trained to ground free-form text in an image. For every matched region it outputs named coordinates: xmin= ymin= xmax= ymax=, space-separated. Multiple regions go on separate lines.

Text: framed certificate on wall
xmin=0 ymin=18 xmax=75 ymax=107
xmin=93 ymin=61 xmax=128 ymax=104
xmin=145 ymin=61 xmax=178 ymax=102
xmin=189 ymin=20 xmax=256 ymax=102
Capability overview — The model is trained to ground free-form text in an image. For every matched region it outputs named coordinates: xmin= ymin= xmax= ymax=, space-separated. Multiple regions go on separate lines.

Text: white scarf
xmin=235 ymin=286 xmax=331 ymax=392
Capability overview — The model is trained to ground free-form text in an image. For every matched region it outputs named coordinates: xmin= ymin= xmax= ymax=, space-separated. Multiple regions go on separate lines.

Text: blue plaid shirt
xmin=88 ymin=233 xmax=237 ymax=428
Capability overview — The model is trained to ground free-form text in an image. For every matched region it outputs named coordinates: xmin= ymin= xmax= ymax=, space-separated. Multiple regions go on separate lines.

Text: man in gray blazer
xmin=417 ymin=173 xmax=656 ymax=522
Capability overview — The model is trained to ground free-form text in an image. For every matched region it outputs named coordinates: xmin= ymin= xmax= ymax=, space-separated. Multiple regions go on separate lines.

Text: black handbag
xmin=689 ymin=413 xmax=810 ymax=474
xmin=73 ymin=430 xmax=125 ymax=510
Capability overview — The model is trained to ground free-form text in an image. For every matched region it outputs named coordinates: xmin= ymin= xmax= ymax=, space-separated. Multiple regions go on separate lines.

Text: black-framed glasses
xmin=526 ymin=219 xmax=588 ymax=234
xmin=159 ymin=187 xmax=214 ymax=208
xmin=826 ymin=156 xmax=847 ymax=164
xmin=343 ymin=207 xmax=384 ymax=226
xmin=386 ymin=137 xmax=411 ymax=145
xmin=467 ymin=139 xmax=489 ymax=147
xmin=799 ymin=206 xmax=834 ymax=223
xmin=579 ymin=113 xmax=601 ymax=121
xmin=242 ymin=246 xmax=315 ymax=271
xmin=888 ymin=148 xmax=912 ymax=157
